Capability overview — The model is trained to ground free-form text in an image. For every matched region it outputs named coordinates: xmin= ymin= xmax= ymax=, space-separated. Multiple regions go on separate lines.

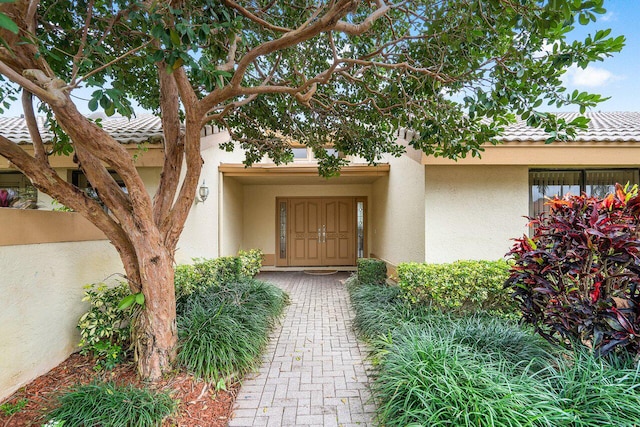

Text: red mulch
xmin=0 ymin=354 xmax=239 ymax=427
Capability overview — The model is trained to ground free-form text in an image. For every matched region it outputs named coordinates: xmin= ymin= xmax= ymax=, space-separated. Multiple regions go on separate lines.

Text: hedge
xmin=357 ymin=258 xmax=387 ymax=286
xmin=397 ymin=260 xmax=515 ymax=314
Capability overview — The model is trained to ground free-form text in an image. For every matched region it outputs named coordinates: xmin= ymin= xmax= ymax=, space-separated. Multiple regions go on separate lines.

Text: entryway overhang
xmin=219 ymin=163 xmax=389 ymax=185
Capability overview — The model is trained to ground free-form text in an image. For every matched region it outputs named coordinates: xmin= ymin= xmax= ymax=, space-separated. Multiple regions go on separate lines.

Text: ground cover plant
xmin=348 ymin=272 xmax=640 ymax=426
xmin=177 ymin=278 xmax=288 ymax=388
xmin=506 ymin=184 xmax=640 ymax=357
xmin=46 ymin=382 xmax=176 ymax=427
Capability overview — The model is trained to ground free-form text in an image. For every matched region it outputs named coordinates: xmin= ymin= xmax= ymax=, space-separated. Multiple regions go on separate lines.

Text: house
xmin=1 ymin=111 xmax=639 ymax=400
xmin=2 ymin=112 xmax=640 ymax=268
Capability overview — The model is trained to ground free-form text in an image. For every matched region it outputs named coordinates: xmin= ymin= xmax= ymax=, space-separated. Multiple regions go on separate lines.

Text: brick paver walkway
xmin=228 ymin=272 xmax=375 ymax=427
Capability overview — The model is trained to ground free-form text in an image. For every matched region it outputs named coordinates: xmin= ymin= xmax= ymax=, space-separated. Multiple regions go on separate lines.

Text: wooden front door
xmin=286 ymin=198 xmax=355 ymax=266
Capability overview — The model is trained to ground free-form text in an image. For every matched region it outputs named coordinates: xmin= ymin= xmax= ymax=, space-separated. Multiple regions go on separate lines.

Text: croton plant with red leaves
xmin=506 ymin=183 xmax=640 ymax=357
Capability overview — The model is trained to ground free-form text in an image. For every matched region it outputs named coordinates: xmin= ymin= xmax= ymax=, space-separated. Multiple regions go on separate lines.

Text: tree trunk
xmin=130 ymin=239 xmax=178 ymax=380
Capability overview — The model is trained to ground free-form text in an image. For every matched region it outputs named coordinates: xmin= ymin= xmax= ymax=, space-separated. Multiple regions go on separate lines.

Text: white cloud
xmin=600 ymin=12 xmax=615 ymax=22
xmin=563 ymin=65 xmax=619 ymax=88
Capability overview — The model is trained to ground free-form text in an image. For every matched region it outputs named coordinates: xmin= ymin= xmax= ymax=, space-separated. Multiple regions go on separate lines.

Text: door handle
xmin=318 ymin=227 xmax=321 ymax=243
xmin=322 ymin=225 xmax=326 ymax=243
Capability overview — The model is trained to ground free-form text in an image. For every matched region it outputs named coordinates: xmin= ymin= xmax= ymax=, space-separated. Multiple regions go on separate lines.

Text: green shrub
xmin=175 ymin=250 xmax=263 ymax=301
xmin=507 ymin=184 xmax=640 ymax=357
xmin=77 ymin=282 xmax=138 ymax=370
xmin=357 ymin=258 xmax=387 ymax=285
xmin=193 ymin=256 xmax=241 ymax=286
xmin=397 ymin=260 xmax=515 ymax=314
xmin=46 ymin=381 xmax=176 ymax=427
xmin=177 ymin=279 xmax=287 ymax=388
xmin=238 ymin=248 xmax=264 ymax=278
xmin=174 ymin=264 xmax=207 ymax=301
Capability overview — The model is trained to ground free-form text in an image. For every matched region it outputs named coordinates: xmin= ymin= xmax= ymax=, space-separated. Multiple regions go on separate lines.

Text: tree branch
xmin=153 ymin=64 xmax=184 ymax=227
xmin=217 ymin=35 xmax=241 ymax=73
xmin=333 ymin=2 xmax=391 ymax=35
xmin=0 ymin=60 xmax=67 ymax=106
xmin=71 ymin=40 xmax=153 ymax=89
xmin=222 ymin=0 xmax=292 ymax=33
xmin=70 ymin=0 xmax=95 ymax=84
xmin=21 ymin=90 xmax=47 ymax=162
xmin=199 ymin=0 xmax=356 ymax=113
xmin=25 ymin=0 xmax=39 ymax=33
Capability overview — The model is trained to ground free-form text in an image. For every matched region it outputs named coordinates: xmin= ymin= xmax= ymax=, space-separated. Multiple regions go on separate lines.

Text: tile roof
xmin=0 ymin=114 xmax=165 ymax=145
xmin=1 ymin=111 xmax=639 ymax=145
xmin=501 ymin=112 xmax=640 ymax=142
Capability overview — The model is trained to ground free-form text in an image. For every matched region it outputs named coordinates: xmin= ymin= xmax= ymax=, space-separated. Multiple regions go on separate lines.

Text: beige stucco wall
xmin=176 ymin=130 xmax=246 ymax=263
xmin=220 ymin=177 xmax=245 ymax=256
xmin=242 ymin=184 xmax=373 ymax=258
xmin=370 ymin=144 xmax=426 ymax=267
xmin=0 ymin=239 xmax=122 ymax=402
xmin=424 ymin=165 xmax=529 ymax=263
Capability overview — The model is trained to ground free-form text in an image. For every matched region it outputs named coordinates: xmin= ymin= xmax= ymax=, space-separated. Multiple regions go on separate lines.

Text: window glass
xmin=292 ymin=148 xmax=308 ymax=159
xmin=325 ymin=148 xmax=340 ymax=158
xmin=585 ymin=169 xmax=639 ymax=198
xmin=279 ymin=202 xmax=287 ymax=259
xmin=357 ymin=201 xmax=365 ymax=258
xmin=530 ymin=170 xmax=580 ymax=217
xmin=530 ymin=169 xmax=640 ymax=217
xmin=72 ymin=170 xmax=126 ymax=210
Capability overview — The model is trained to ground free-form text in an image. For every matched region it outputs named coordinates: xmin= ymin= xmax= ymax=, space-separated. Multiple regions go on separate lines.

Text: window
xmin=290 ymin=146 xmax=344 ymax=162
xmin=72 ymin=170 xmax=127 ymax=210
xmin=0 ymin=172 xmax=37 ymax=208
xmin=357 ymin=200 xmax=365 ymax=258
xmin=279 ymin=201 xmax=287 ymax=259
xmin=292 ymin=148 xmax=309 ymax=160
xmin=530 ymin=169 xmax=639 ymax=217
xmin=324 ymin=148 xmax=340 ymax=158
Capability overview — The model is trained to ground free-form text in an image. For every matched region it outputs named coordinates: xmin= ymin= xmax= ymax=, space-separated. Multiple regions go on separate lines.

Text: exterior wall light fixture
xmin=196 ymin=180 xmax=209 ymax=204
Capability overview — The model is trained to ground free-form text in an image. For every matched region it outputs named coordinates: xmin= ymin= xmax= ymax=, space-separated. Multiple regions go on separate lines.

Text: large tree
xmin=0 ymin=0 xmax=623 ymax=380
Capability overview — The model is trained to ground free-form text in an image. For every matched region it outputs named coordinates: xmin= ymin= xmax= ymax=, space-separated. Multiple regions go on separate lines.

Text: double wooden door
xmin=286 ymin=198 xmax=355 ymax=266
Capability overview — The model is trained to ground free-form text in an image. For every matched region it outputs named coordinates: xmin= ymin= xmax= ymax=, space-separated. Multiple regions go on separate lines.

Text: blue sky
xmin=554 ymin=0 xmax=640 ymax=112
xmin=2 ymin=2 xmax=638 ymax=116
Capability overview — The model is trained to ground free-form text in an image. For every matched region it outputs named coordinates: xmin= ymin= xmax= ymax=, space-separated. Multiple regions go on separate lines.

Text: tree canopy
xmin=1 ymin=1 xmax=625 ymax=172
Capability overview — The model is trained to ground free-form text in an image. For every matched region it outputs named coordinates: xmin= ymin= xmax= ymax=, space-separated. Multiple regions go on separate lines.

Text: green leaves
xmin=117 ymin=292 xmax=145 ymax=310
xmin=5 ymin=0 xmax=626 ymax=171
xmin=0 ymin=12 xmax=18 ymax=35
xmin=88 ymin=89 xmax=133 ymax=117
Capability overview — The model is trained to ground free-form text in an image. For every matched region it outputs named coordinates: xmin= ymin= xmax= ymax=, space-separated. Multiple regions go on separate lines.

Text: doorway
xmin=276 ymin=197 xmax=364 ymax=267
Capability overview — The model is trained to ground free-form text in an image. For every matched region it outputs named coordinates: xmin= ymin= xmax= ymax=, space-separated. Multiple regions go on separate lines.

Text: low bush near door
xmin=397 ymin=260 xmax=516 ymax=315
xmin=356 ymin=258 xmax=387 ymax=285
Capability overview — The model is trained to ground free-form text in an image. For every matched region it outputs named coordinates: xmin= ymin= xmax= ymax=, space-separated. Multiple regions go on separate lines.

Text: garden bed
xmin=0 ymin=353 xmax=238 ymax=426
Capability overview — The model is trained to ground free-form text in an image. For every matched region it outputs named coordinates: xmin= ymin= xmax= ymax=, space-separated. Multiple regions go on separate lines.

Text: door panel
xmin=289 ymin=199 xmax=322 ymax=266
xmin=287 ymin=198 xmax=355 ymax=266
xmin=323 ymin=199 xmax=354 ymax=266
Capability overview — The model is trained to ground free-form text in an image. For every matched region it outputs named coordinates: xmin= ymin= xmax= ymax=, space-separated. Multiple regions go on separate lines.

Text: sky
xmin=1 ymin=1 xmax=638 ymax=117
xmin=555 ymin=0 xmax=640 ymax=112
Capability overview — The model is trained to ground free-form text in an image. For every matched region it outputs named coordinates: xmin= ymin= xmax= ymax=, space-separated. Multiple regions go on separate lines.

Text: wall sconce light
xmin=196 ymin=180 xmax=209 ymax=204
